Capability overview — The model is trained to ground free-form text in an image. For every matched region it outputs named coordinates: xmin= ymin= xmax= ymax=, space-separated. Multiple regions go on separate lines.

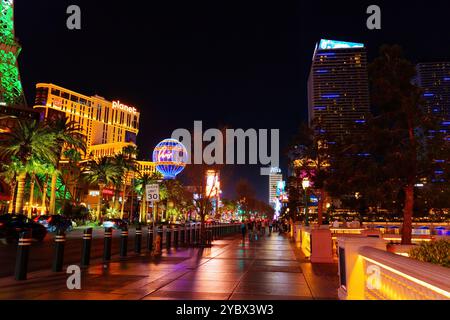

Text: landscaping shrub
xmin=409 ymin=239 xmax=450 ymax=268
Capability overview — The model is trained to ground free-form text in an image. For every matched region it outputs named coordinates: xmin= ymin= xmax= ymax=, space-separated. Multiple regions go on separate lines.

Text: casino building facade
xmin=34 ymin=83 xmax=141 ymax=159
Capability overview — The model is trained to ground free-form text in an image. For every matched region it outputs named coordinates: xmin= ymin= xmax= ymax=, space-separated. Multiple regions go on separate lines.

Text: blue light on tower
xmin=318 ymin=39 xmax=364 ymax=50
xmin=152 ymin=139 xmax=188 ymax=179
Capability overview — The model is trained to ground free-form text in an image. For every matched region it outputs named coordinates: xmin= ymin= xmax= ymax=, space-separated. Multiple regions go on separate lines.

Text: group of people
xmin=240 ymin=219 xmax=287 ymax=242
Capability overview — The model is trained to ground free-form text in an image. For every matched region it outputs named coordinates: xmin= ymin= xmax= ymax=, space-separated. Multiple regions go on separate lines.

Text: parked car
xmin=0 ymin=214 xmax=47 ymax=244
xmin=33 ymin=215 xmax=74 ymax=233
xmin=102 ymin=218 xmax=127 ymax=230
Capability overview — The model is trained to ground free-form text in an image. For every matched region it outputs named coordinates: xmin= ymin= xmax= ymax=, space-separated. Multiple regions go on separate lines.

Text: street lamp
xmin=302 ymin=178 xmax=310 ymax=226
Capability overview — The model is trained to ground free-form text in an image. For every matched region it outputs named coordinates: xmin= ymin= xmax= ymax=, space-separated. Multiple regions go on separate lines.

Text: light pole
xmin=302 ymin=178 xmax=310 ymax=226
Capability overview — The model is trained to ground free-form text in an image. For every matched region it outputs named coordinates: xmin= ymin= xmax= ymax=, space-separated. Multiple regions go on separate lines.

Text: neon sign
xmin=112 ymin=100 xmax=137 ymax=113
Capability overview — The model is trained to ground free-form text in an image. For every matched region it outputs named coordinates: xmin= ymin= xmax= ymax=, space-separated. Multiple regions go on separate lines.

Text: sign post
xmin=146 ymin=184 xmax=161 ymax=256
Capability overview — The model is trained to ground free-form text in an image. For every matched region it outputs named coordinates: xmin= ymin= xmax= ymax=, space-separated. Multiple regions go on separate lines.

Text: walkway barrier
xmin=174 ymin=227 xmax=179 ymax=247
xmin=147 ymin=226 xmax=153 ymax=251
xmin=119 ymin=226 xmax=129 ymax=258
xmin=180 ymin=224 xmax=185 ymax=246
xmin=81 ymin=228 xmax=93 ymax=267
xmin=52 ymin=229 xmax=66 ymax=272
xmin=103 ymin=227 xmax=113 ymax=262
xmin=14 ymin=229 xmax=32 ymax=280
xmin=337 ymin=236 xmax=450 ymax=300
xmin=166 ymin=226 xmax=172 ymax=249
xmin=135 ymin=225 xmax=142 ymax=254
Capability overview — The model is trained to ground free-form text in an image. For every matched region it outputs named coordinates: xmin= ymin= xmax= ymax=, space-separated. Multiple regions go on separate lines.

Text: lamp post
xmin=302 ymin=178 xmax=310 ymax=226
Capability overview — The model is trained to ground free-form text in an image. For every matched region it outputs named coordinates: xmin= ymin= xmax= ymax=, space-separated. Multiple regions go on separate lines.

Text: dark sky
xmin=14 ymin=0 xmax=450 ymax=201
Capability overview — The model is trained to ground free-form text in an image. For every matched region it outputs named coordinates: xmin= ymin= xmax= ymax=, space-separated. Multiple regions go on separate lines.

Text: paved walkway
xmin=0 ymin=232 xmax=338 ymax=300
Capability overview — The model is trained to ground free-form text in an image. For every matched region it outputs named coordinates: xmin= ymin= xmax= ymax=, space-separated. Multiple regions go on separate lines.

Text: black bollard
xmin=147 ymin=226 xmax=153 ymax=251
xmin=157 ymin=227 xmax=163 ymax=248
xmin=174 ymin=227 xmax=179 ymax=247
xmin=135 ymin=224 xmax=142 ymax=254
xmin=103 ymin=227 xmax=113 ymax=262
xmin=52 ymin=229 xmax=66 ymax=272
xmin=192 ymin=224 xmax=197 ymax=244
xmin=186 ymin=224 xmax=190 ymax=245
xmin=180 ymin=224 xmax=185 ymax=246
xmin=14 ymin=229 xmax=32 ymax=281
xmin=120 ymin=226 xmax=129 ymax=258
xmin=81 ymin=228 xmax=93 ymax=267
xmin=166 ymin=226 xmax=171 ymax=249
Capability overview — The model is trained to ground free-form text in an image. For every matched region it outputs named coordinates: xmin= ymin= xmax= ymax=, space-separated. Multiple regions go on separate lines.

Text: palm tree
xmin=112 ymin=148 xmax=137 ymax=218
xmin=0 ymin=158 xmax=23 ymax=214
xmin=47 ymin=116 xmax=86 ymax=215
xmin=0 ymin=120 xmax=59 ymax=214
xmin=134 ymin=172 xmax=162 ymax=223
xmin=83 ymin=157 xmax=121 ymax=221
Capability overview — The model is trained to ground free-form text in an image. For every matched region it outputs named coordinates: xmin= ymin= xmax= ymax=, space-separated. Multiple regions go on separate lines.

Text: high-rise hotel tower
xmin=307 ymin=39 xmax=370 ymax=140
xmin=34 ymin=83 xmax=140 ymax=159
xmin=416 ymin=62 xmax=450 ymax=130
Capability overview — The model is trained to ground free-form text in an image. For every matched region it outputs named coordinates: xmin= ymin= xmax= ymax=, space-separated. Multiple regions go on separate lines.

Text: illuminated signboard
xmin=318 ymin=39 xmax=364 ymax=50
xmin=112 ymin=100 xmax=137 ymax=114
xmin=206 ymin=170 xmax=220 ymax=197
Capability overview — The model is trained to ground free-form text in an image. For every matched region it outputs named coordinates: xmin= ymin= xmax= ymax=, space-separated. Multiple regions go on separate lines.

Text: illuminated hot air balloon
xmin=152 ymin=139 xmax=188 ymax=179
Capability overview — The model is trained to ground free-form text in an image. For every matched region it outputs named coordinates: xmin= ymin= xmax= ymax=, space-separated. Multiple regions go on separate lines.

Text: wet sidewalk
xmin=0 ymin=232 xmax=338 ymax=300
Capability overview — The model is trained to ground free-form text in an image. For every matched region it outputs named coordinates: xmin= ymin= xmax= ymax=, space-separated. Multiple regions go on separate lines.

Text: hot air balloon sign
xmin=152 ymin=139 xmax=188 ymax=179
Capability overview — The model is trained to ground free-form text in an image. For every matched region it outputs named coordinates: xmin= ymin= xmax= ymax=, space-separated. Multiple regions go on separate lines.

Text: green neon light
xmin=0 ymin=0 xmax=26 ymax=106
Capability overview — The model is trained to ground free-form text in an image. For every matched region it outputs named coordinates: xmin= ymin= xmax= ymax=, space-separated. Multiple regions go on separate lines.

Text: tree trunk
xmin=317 ymin=189 xmax=324 ymax=226
xmin=120 ymin=183 xmax=127 ymax=219
xmin=41 ymin=178 xmax=48 ymax=214
xmin=401 ymin=185 xmax=414 ymax=245
xmin=28 ymin=175 xmax=36 ymax=219
xmin=8 ymin=181 xmax=16 ymax=214
xmin=97 ymin=186 xmax=104 ymax=221
xmin=15 ymin=173 xmax=26 ymax=215
xmin=49 ymin=171 xmax=58 ymax=214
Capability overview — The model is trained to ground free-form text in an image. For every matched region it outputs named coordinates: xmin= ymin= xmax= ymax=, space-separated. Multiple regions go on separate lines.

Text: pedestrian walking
xmin=269 ymin=220 xmax=273 ymax=235
xmin=241 ymin=221 xmax=247 ymax=242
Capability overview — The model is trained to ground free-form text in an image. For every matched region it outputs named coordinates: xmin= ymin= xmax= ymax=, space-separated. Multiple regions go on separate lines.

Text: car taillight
xmin=0 ymin=222 xmax=4 ymax=227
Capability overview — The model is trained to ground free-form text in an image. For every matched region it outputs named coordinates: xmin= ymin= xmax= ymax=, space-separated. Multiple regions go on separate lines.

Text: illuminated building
xmin=0 ymin=0 xmax=26 ymax=106
xmin=269 ymin=167 xmax=282 ymax=210
xmin=34 ymin=83 xmax=140 ymax=158
xmin=136 ymin=161 xmax=157 ymax=176
xmin=415 ymin=62 xmax=450 ymax=184
xmin=308 ymin=39 xmax=370 ymax=140
xmin=416 ymin=62 xmax=450 ymax=133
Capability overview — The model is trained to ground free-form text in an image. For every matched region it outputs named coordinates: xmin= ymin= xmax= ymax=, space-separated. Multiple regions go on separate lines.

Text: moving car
xmin=33 ymin=215 xmax=74 ymax=233
xmin=102 ymin=218 xmax=127 ymax=230
xmin=0 ymin=214 xmax=47 ymax=244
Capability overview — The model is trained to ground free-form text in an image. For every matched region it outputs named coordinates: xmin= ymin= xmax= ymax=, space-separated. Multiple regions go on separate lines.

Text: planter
xmin=386 ymin=243 xmax=416 ymax=256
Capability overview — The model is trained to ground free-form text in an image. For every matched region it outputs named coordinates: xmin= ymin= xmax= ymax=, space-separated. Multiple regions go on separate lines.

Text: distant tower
xmin=0 ymin=0 xmax=26 ymax=106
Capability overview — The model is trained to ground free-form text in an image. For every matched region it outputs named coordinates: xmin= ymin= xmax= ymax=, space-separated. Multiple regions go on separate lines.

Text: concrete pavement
xmin=0 ymin=231 xmax=338 ymax=300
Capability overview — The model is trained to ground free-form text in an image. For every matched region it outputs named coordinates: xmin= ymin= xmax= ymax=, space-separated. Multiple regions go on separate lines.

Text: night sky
xmin=14 ymin=0 xmax=450 ymax=201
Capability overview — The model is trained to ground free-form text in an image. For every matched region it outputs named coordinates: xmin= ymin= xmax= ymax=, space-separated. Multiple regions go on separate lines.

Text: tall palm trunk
xmin=401 ymin=185 xmax=414 ymax=245
xmin=28 ymin=174 xmax=36 ymax=218
xmin=120 ymin=184 xmax=127 ymax=219
xmin=8 ymin=180 xmax=16 ymax=214
xmin=97 ymin=185 xmax=104 ymax=221
xmin=49 ymin=171 xmax=58 ymax=214
xmin=42 ymin=179 xmax=48 ymax=214
xmin=15 ymin=173 xmax=26 ymax=214
xmin=140 ymin=197 xmax=147 ymax=223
